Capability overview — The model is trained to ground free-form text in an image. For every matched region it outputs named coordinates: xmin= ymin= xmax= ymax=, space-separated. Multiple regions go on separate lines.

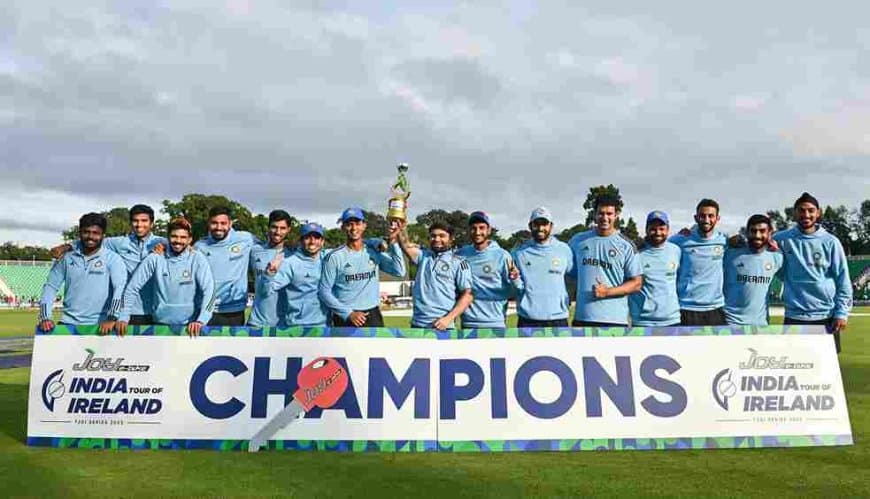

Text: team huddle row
xmin=38 ymin=192 xmax=853 ymax=349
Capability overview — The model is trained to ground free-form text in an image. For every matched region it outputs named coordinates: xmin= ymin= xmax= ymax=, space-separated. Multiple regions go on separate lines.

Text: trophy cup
xmin=381 ymin=163 xmax=411 ymax=251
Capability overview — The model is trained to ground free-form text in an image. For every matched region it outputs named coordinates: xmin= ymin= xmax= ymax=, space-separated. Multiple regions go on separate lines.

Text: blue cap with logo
xmin=339 ymin=207 xmax=365 ymax=223
xmin=301 ymin=222 xmax=324 ymax=237
xmin=469 ymin=211 xmax=491 ymax=226
xmin=646 ymin=210 xmax=669 ymax=226
xmin=529 ymin=207 xmax=553 ymax=223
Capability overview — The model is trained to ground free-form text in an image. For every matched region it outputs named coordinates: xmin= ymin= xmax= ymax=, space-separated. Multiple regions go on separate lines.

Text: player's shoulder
xmin=772 ymin=226 xmax=796 ymax=242
xmin=568 ymin=229 xmax=594 ymax=246
xmin=233 ymin=230 xmax=256 ymax=243
xmin=451 ymin=253 xmax=471 ymax=271
xmin=322 ymin=245 xmax=346 ymax=263
xmin=102 ymin=249 xmax=124 ymax=264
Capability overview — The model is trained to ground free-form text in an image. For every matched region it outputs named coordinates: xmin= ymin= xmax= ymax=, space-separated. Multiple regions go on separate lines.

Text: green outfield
xmin=0 ymin=310 xmax=867 ymax=497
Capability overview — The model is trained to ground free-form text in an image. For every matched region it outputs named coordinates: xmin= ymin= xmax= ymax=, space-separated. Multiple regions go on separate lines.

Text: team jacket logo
xmin=607 ymin=248 xmax=617 ymax=258
xmin=764 ymin=262 xmax=773 ymax=271
xmin=230 ymin=244 xmax=242 ymax=254
xmin=93 ymin=261 xmax=104 ymax=269
xmin=182 ymin=270 xmax=191 ymax=279
xmin=482 ymin=264 xmax=493 ymax=274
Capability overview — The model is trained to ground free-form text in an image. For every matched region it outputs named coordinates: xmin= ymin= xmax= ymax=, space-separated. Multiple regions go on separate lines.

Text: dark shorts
xmin=517 ymin=316 xmax=569 ymax=328
xmin=332 ymin=307 xmax=384 ymax=328
xmin=571 ymin=320 xmax=628 ymax=328
xmin=128 ymin=314 xmax=153 ymax=326
xmin=680 ymin=308 xmax=726 ymax=326
xmin=208 ymin=311 xmax=246 ymax=327
xmin=784 ymin=317 xmax=841 ymax=353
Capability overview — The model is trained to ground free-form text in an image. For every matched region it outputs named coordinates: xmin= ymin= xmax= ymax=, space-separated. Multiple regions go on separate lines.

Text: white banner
xmin=27 ymin=330 xmax=852 ymax=451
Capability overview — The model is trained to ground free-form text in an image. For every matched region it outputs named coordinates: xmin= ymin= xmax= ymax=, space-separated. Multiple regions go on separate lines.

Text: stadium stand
xmin=0 ymin=261 xmax=55 ymax=304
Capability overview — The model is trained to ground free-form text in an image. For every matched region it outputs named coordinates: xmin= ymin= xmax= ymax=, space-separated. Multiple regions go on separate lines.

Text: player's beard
xmin=748 ymin=238 xmax=766 ymax=251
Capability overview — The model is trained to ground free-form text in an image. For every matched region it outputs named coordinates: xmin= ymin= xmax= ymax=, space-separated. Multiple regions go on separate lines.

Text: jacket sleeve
xmin=318 ymin=253 xmax=352 ymax=320
xmin=119 ymin=255 xmax=158 ymax=322
xmin=195 ymin=255 xmax=216 ymax=324
xmin=107 ymin=255 xmax=128 ymax=320
xmin=376 ymin=242 xmax=406 ymax=277
xmin=39 ymin=259 xmax=66 ymax=322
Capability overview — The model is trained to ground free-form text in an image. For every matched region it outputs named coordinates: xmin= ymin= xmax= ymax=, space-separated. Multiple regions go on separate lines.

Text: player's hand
xmin=348 ymin=311 xmax=369 ymax=327
xmin=389 ymin=219 xmax=405 ymax=243
xmin=187 ymin=321 xmax=203 ymax=337
xmin=50 ymin=243 xmax=71 ymax=260
xmin=116 ymin=321 xmax=128 ymax=337
xmin=508 ymin=262 xmax=520 ymax=281
xmin=678 ymin=227 xmax=691 ymax=237
xmin=592 ymin=277 xmax=609 ymax=299
xmin=727 ymin=234 xmax=746 ymax=248
xmin=267 ymin=252 xmax=284 ymax=274
xmin=98 ymin=320 xmax=115 ymax=336
xmin=39 ymin=320 xmax=55 ymax=332
xmin=433 ymin=317 xmax=451 ymax=331
xmin=767 ymin=239 xmax=779 ymax=252
xmin=832 ymin=318 xmax=847 ymax=334
xmin=153 ymin=243 xmax=166 ymax=255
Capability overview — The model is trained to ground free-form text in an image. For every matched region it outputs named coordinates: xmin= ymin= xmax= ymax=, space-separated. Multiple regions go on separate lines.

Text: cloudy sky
xmin=1 ymin=1 xmax=868 ymax=245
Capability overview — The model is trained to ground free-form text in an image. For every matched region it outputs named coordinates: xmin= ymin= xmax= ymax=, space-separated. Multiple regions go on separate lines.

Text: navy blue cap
xmin=301 ymin=222 xmax=324 ymax=237
xmin=468 ymin=211 xmax=491 ymax=226
xmin=646 ymin=210 xmax=669 ymax=226
xmin=339 ymin=207 xmax=365 ymax=223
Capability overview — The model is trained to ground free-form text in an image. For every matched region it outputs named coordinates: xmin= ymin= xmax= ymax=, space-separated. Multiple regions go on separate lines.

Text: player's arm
xmin=101 ymin=256 xmax=128 ymax=336
xmin=830 ymin=240 xmax=853 ymax=331
xmin=266 ymin=261 xmax=293 ymax=294
xmin=117 ymin=255 xmax=159 ymax=335
xmin=375 ymin=239 xmax=406 ymax=277
xmin=38 ymin=259 xmax=66 ymax=332
xmin=509 ymin=249 xmax=524 ymax=293
xmin=395 ymin=222 xmax=421 ymax=264
xmin=191 ymin=256 xmax=216 ymax=336
xmin=317 ymin=254 xmax=353 ymax=320
xmin=434 ymin=260 xmax=474 ymax=331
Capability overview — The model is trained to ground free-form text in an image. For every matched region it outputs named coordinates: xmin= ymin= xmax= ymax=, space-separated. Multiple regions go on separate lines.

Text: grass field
xmin=0 ymin=309 xmax=867 ymax=497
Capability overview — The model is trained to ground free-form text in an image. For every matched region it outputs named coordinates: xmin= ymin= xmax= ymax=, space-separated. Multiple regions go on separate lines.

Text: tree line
xmin=1 ymin=187 xmax=869 ymax=261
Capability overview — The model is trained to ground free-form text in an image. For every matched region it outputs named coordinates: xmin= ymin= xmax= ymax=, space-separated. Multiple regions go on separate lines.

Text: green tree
xmin=0 ymin=242 xmax=52 ymax=261
xmin=623 ymin=217 xmax=642 ymax=247
xmin=821 ymin=205 xmax=853 ymax=256
xmin=502 ymin=230 xmax=531 ymax=250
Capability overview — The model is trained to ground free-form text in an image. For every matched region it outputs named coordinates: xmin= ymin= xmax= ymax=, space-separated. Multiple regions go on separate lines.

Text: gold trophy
xmin=388 ymin=163 xmax=411 ymax=221
xmin=380 ymin=163 xmax=411 ymax=251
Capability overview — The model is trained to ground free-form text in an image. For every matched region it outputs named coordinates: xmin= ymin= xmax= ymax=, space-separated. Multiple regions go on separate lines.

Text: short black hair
xmin=595 ymin=195 xmax=621 ymax=212
xmin=208 ymin=206 xmax=232 ymax=219
xmin=746 ymin=214 xmax=772 ymax=232
xmin=79 ymin=212 xmax=107 ymax=232
xmin=696 ymin=198 xmax=720 ymax=214
xmin=268 ymin=209 xmax=293 ymax=226
xmin=167 ymin=217 xmax=192 ymax=235
xmin=129 ymin=204 xmax=154 ymax=222
xmin=794 ymin=192 xmax=820 ymax=210
xmin=429 ymin=221 xmax=454 ymax=236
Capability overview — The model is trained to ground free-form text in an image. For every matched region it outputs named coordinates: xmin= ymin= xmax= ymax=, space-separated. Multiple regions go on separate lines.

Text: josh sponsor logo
xmin=738 ymin=349 xmax=813 ymax=370
xmin=73 ymin=348 xmax=150 ymax=372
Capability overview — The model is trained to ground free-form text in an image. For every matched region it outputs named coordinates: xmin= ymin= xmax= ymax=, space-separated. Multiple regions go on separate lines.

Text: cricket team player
xmin=194 ymin=206 xmax=257 ymax=327
xmin=319 ymin=207 xmax=405 ymax=327
xmin=247 ymin=210 xmax=295 ymax=328
xmin=396 ymin=221 xmax=473 ymax=330
xmin=118 ymin=217 xmax=215 ymax=337
xmin=723 ymin=214 xmax=784 ymax=326
xmin=774 ymin=193 xmax=853 ymax=351
xmin=628 ymin=211 xmax=682 ymax=327
xmin=39 ymin=213 xmax=127 ymax=335
xmin=511 ymin=207 xmax=574 ymax=327
xmin=456 ymin=211 xmax=514 ymax=328
xmin=568 ymin=195 xmax=643 ymax=327
xmin=669 ymin=199 xmax=728 ymax=326
xmin=258 ymin=222 xmax=329 ymax=327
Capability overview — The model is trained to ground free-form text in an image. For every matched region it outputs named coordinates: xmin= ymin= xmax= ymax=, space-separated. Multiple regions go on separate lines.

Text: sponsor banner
xmin=27 ymin=325 xmax=852 ymax=452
